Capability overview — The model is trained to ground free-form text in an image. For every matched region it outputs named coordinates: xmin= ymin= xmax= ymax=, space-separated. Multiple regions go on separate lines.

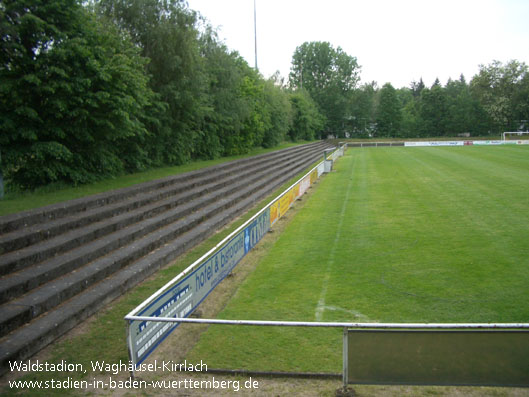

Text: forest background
xmin=1 ymin=0 xmax=528 ymax=190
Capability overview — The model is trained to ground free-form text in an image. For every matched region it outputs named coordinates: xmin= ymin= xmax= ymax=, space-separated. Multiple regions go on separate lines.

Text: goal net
xmin=502 ymin=131 xmax=529 ymax=141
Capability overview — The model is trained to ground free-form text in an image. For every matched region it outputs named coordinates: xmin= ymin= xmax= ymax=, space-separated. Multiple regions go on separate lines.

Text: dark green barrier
xmin=346 ymin=329 xmax=529 ymax=387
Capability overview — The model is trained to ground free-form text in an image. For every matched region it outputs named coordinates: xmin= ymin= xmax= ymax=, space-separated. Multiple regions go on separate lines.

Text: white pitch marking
xmin=315 ymin=156 xmax=357 ymax=321
xmin=321 ymin=305 xmax=370 ymax=321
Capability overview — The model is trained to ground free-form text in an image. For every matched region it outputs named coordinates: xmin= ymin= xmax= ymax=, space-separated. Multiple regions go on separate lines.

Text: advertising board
xmin=404 ymin=141 xmax=464 ymax=147
xmin=298 ymin=175 xmax=311 ymax=197
xmin=278 ymin=188 xmax=294 ymax=218
xmin=403 ymin=140 xmax=529 ymax=147
xmin=473 ymin=140 xmax=504 ymax=145
xmin=270 ymin=201 xmax=279 ymax=226
xmin=129 ymin=209 xmax=270 ymax=366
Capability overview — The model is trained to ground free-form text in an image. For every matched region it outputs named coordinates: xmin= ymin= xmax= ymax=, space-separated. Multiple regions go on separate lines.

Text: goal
xmin=502 ymin=131 xmax=529 ymax=141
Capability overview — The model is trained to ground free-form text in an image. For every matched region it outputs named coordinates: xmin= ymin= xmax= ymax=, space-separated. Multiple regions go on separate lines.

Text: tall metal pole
xmin=254 ymin=0 xmax=258 ymax=71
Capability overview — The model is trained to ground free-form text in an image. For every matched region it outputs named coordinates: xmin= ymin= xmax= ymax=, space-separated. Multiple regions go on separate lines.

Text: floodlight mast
xmin=254 ymin=0 xmax=258 ymax=71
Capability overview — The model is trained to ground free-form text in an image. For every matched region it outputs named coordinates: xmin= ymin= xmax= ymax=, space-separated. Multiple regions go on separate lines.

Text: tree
xmin=289 ymin=41 xmax=360 ymax=136
xmin=375 ymin=83 xmax=401 ymax=137
xmin=197 ymin=33 xmax=245 ymax=158
xmin=411 ymin=78 xmax=425 ymax=98
xmin=350 ymin=82 xmax=377 ymax=137
xmin=1 ymin=0 xmax=157 ymax=188
xmin=261 ymin=79 xmax=292 ymax=148
xmin=419 ymin=86 xmax=449 ymax=136
xmin=401 ymin=98 xmax=422 ymax=137
xmin=288 ymin=90 xmax=325 ymax=141
xmin=98 ymin=0 xmax=206 ymax=164
xmin=513 ymin=72 xmax=529 ymax=131
xmin=98 ymin=0 xmax=294 ymax=159
xmin=470 ymin=60 xmax=529 ymax=133
xmin=443 ymin=74 xmax=488 ymax=136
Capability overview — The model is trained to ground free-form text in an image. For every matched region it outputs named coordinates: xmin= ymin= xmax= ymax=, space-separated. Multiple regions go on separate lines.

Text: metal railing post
xmin=342 ymin=327 xmax=348 ymax=390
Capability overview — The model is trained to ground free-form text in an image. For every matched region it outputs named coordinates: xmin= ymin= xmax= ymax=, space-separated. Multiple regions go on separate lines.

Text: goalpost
xmin=502 ymin=131 xmax=529 ymax=141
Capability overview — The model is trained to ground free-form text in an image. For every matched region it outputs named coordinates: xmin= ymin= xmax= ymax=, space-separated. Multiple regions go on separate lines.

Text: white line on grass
xmin=320 ymin=305 xmax=370 ymax=321
xmin=315 ymin=155 xmax=357 ymax=321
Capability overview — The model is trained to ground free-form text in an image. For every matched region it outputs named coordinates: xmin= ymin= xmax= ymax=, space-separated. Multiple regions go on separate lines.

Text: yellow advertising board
xmin=292 ymin=183 xmax=300 ymax=200
xmin=268 ymin=150 xmax=340 ymax=228
xmin=278 ymin=189 xmax=293 ymax=218
xmin=270 ymin=201 xmax=279 ymax=226
xmin=310 ymin=169 xmax=318 ymax=185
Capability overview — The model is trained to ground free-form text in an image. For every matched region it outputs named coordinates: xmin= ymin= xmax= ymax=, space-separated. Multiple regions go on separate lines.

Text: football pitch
xmin=186 ymin=145 xmax=529 ymax=374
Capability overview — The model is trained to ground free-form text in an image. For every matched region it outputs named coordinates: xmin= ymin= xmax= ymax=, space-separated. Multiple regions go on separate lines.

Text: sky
xmin=186 ymin=0 xmax=529 ymax=89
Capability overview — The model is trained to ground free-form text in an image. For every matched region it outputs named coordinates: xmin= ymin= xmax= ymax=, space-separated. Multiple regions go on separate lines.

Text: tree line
xmin=1 ymin=0 xmax=323 ymax=189
xmin=289 ymin=42 xmax=529 ymax=139
xmin=369 ymin=60 xmax=529 ymax=139
xmin=2 ymin=1 xmax=528 ymax=191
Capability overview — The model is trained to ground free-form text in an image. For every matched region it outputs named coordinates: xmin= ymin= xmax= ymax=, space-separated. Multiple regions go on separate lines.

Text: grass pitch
xmin=186 ymin=145 xmax=529 ymax=374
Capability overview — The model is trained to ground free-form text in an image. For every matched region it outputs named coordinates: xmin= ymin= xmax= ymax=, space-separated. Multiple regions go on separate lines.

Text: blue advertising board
xmin=129 ymin=208 xmax=271 ymax=366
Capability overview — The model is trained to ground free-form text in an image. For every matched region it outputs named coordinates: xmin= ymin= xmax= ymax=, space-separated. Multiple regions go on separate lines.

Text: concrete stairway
xmin=0 ymin=141 xmax=332 ymax=373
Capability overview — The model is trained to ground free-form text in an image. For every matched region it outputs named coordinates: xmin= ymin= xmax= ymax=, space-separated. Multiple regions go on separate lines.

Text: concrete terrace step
xmin=0 ymin=144 xmax=324 ymax=308
xmin=0 ymin=171 xmax=297 ymax=373
xmin=0 ymin=143 xmax=320 ymax=256
xmin=0 ymin=143 xmax=322 ymax=236
xmin=0 ymin=153 xmax=310 ymax=336
xmin=0 ymin=141 xmax=332 ymax=374
xmin=0 ymin=143 xmax=322 ymax=277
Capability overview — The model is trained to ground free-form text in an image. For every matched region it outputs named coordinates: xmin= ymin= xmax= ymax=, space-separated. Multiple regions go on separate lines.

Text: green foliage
xmin=1 ymin=0 xmax=301 ymax=191
xmin=445 ymin=75 xmax=489 ymax=136
xmin=98 ymin=0 xmax=205 ymax=165
xmin=288 ymin=90 xmax=325 ymax=141
xmin=197 ymin=33 xmax=239 ymax=159
xmin=237 ymin=71 xmax=266 ymax=152
xmin=410 ymin=78 xmax=426 ymax=98
xmin=289 ymin=41 xmax=360 ymax=136
xmin=349 ymin=60 xmax=528 ymax=138
xmin=419 ymin=85 xmax=449 ymax=136
xmin=349 ymin=81 xmax=377 ymax=137
xmin=375 ymin=83 xmax=401 ymax=137
xmin=96 ymin=0 xmax=295 ymax=160
xmin=5 ymin=0 xmax=526 ymax=192
xmin=97 ymin=0 xmax=298 ymax=158
xmin=400 ymin=98 xmax=420 ymax=137
xmin=471 ymin=60 xmax=529 ymax=133
xmin=261 ymin=79 xmax=292 ymax=148
xmin=1 ymin=0 xmax=157 ymax=188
